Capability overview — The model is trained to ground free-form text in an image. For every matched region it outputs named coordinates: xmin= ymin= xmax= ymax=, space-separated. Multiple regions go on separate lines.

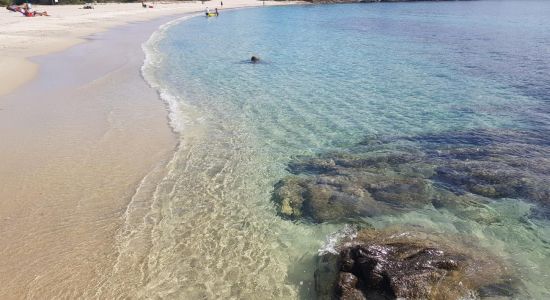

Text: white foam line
xmin=318 ymin=224 xmax=358 ymax=256
xmin=93 ymin=15 xmax=201 ymax=296
xmin=141 ymin=12 xmax=203 ymax=133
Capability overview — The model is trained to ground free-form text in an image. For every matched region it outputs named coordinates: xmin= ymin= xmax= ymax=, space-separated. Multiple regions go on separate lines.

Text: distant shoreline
xmin=0 ymin=1 xmax=303 ymax=97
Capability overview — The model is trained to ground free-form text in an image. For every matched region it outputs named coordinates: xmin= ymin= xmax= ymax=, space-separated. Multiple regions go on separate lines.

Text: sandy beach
xmin=0 ymin=1 xmax=298 ymax=97
xmin=0 ymin=1 xmax=298 ymax=298
xmin=2 ymin=1 xmax=550 ymax=298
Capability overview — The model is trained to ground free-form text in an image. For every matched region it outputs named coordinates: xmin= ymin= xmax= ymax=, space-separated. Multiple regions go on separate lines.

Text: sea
xmin=111 ymin=1 xmax=550 ymax=298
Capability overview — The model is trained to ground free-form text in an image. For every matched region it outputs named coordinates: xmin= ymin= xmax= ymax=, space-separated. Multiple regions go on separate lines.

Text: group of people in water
xmin=205 ymin=1 xmax=223 ymax=16
xmin=6 ymin=2 xmax=49 ymax=17
xmin=204 ymin=7 xmax=219 ymax=17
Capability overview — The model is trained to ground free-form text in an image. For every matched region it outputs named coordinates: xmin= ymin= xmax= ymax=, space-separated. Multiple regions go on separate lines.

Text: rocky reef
xmin=272 ymin=129 xmax=550 ymax=223
xmin=273 ymin=128 xmax=546 ymax=297
xmin=315 ymin=227 xmax=518 ymax=300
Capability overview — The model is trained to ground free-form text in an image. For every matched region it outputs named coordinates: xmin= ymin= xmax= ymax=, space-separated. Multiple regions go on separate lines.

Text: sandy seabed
xmin=0 ymin=1 xmax=300 ymax=298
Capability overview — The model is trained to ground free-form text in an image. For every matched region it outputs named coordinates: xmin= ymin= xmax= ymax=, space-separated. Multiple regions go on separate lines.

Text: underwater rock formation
xmin=273 ymin=129 xmax=550 ymax=222
xmin=272 ymin=161 xmax=434 ymax=223
xmin=413 ymin=130 xmax=550 ymax=208
xmin=315 ymin=228 xmax=517 ymax=300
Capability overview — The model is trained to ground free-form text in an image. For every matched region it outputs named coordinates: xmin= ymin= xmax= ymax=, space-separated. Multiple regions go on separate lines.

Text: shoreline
xmin=0 ymin=14 xmax=181 ymax=298
xmin=0 ymin=2 xmax=301 ymax=298
xmin=0 ymin=1 xmax=302 ymax=97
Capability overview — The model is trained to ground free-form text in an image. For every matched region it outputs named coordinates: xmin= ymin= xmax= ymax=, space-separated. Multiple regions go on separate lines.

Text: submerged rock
xmin=420 ymin=129 xmax=550 ymax=217
xmin=316 ymin=228 xmax=516 ymax=300
xmin=272 ymin=167 xmax=433 ymax=223
xmin=273 ymin=129 xmax=550 ymax=222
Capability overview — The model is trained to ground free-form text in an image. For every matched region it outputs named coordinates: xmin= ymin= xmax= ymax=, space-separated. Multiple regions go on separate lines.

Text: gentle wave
xmin=141 ymin=13 xmax=202 ymax=134
xmin=118 ymin=3 xmax=550 ymax=298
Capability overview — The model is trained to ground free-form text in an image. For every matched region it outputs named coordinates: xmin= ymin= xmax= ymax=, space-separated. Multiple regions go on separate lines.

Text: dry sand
xmin=0 ymin=1 xmax=299 ymax=298
xmin=0 ymin=1 xmax=296 ymax=96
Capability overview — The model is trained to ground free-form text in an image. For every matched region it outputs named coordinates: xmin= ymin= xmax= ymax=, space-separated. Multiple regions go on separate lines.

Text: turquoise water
xmin=126 ymin=1 xmax=549 ymax=298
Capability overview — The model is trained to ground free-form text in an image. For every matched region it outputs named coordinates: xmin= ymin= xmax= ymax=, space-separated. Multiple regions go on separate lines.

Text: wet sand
xmin=0 ymin=1 xmax=301 ymax=96
xmin=0 ymin=16 xmax=180 ymax=298
xmin=0 ymin=2 xmax=302 ymax=297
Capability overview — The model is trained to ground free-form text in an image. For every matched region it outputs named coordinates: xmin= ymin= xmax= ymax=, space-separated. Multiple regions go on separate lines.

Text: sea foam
xmin=141 ymin=13 xmax=202 ymax=133
xmin=318 ymin=224 xmax=358 ymax=256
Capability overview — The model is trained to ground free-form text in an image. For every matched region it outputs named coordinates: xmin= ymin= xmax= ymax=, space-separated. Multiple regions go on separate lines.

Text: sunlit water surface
xmin=115 ymin=2 xmax=550 ymax=298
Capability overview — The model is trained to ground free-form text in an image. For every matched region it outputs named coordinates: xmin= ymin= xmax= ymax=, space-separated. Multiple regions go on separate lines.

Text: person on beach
xmin=220 ymin=1 xmax=223 ymax=7
xmin=205 ymin=7 xmax=210 ymax=15
xmin=23 ymin=9 xmax=49 ymax=17
xmin=18 ymin=6 xmax=49 ymax=17
xmin=6 ymin=4 xmax=22 ymax=12
xmin=22 ymin=1 xmax=31 ymax=11
xmin=215 ymin=8 xmax=218 ymax=16
xmin=7 ymin=2 xmax=49 ymax=17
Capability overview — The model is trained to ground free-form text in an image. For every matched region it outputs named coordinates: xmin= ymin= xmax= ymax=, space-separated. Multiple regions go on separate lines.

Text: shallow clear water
xmin=128 ymin=1 xmax=549 ymax=298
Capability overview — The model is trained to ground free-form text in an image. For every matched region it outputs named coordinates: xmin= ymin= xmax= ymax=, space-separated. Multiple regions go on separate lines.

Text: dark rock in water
xmin=434 ymin=160 xmax=549 ymax=206
xmin=477 ymin=282 xmax=519 ymax=298
xmin=343 ymin=244 xmax=463 ymax=299
xmin=273 ymin=129 xmax=550 ymax=222
xmin=272 ymin=167 xmax=434 ymax=223
xmin=336 ymin=272 xmax=365 ymax=300
xmin=315 ymin=249 xmax=341 ymax=299
xmin=422 ymin=129 xmax=550 ymax=217
xmin=272 ymin=152 xmax=489 ymax=223
xmin=316 ymin=228 xmax=517 ymax=300
xmin=273 ymin=176 xmax=385 ymax=223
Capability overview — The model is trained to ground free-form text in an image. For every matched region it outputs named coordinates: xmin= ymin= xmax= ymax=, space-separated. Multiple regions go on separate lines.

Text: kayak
xmin=206 ymin=12 xmax=218 ymax=17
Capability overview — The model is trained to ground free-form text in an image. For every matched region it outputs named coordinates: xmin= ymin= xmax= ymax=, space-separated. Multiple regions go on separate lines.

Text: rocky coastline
xmin=273 ymin=129 xmax=549 ymax=223
xmin=315 ymin=227 xmax=518 ymax=299
xmin=271 ymin=128 xmax=548 ymax=298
